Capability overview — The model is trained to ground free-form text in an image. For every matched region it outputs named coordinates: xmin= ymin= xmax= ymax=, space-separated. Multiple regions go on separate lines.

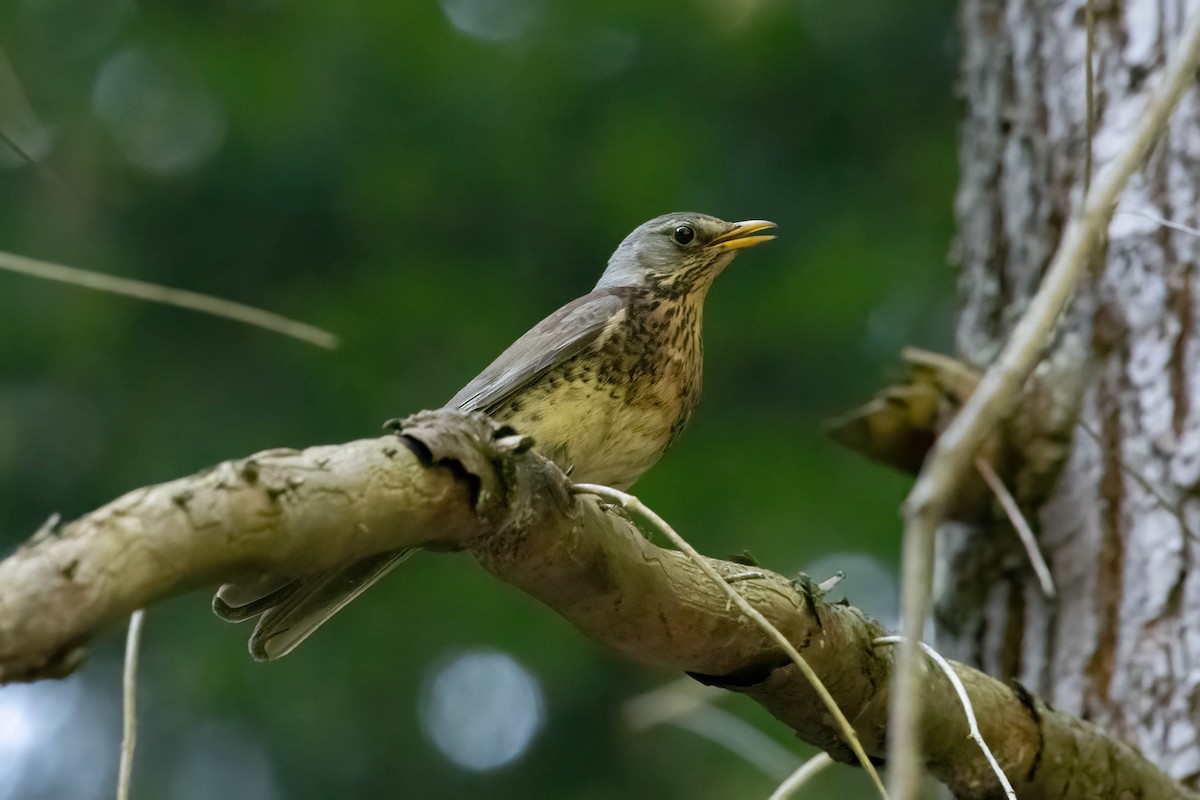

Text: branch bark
xmin=0 ymin=409 xmax=1193 ymax=799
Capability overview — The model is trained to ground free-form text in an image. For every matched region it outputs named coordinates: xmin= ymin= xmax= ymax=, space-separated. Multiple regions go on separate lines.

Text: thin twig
xmin=876 ymin=636 xmax=1016 ymax=800
xmin=1116 ymin=208 xmax=1200 ymax=238
xmin=0 ymin=127 xmax=93 ymax=226
xmin=726 ymin=570 xmax=767 ymax=583
xmin=975 ymin=457 xmax=1057 ymax=598
xmin=117 ymin=610 xmax=146 ymax=800
xmin=625 ymin=677 xmax=724 ymax=730
xmin=818 ymin=570 xmax=846 ymax=593
xmin=625 ymin=678 xmax=802 ymax=780
xmin=0 ymin=126 xmax=40 ymax=168
xmin=572 ymin=483 xmax=887 ymax=798
xmin=0 ymin=251 xmax=339 ymax=349
xmin=30 ymin=512 xmax=60 ymax=545
xmin=889 ymin=11 xmax=1200 ymax=798
xmin=768 ymin=753 xmax=835 ymax=800
xmin=671 ymin=706 xmax=805 ymax=781
xmin=0 ymin=49 xmax=56 ymax=180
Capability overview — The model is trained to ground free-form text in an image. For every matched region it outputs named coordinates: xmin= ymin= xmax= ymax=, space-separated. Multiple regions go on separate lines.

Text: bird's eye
xmin=672 ymin=225 xmax=695 ymax=245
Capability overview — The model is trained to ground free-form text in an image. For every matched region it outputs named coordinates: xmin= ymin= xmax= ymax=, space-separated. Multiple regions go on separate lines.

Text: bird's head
xmin=596 ymin=212 xmax=776 ymax=294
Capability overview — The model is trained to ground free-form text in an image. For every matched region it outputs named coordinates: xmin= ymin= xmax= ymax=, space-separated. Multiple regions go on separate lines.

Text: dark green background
xmin=0 ymin=0 xmax=957 ymax=796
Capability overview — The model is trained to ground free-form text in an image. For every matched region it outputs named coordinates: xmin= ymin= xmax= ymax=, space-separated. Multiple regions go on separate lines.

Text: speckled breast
xmin=493 ymin=291 xmax=704 ymax=490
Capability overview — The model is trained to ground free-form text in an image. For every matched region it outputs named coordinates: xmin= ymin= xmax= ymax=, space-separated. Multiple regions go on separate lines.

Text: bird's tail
xmin=213 ymin=548 xmax=415 ymax=660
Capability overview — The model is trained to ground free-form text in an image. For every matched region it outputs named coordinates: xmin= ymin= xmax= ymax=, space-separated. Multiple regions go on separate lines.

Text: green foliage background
xmin=0 ymin=0 xmax=957 ymax=796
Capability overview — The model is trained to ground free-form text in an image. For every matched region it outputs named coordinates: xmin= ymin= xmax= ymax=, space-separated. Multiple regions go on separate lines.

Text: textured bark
xmin=940 ymin=0 xmax=1200 ymax=786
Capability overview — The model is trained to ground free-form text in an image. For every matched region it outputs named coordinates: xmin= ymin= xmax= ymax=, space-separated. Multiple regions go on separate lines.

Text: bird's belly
xmin=499 ymin=382 xmax=675 ymax=490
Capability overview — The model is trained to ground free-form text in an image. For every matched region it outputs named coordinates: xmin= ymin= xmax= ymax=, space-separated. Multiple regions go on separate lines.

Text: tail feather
xmin=212 ymin=548 xmax=415 ymax=660
xmin=213 ymin=575 xmax=300 ymax=622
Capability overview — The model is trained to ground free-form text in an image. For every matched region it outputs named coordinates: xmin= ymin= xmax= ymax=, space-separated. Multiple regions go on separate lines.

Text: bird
xmin=213 ymin=212 xmax=777 ymax=659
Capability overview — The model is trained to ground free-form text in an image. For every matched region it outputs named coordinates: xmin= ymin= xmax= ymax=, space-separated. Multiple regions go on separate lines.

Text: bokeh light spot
xmin=92 ymin=48 xmax=226 ymax=176
xmin=439 ymin=0 xmax=543 ymax=43
xmin=419 ymin=649 xmax=544 ymax=771
xmin=0 ymin=695 xmax=35 ymax=754
xmin=0 ymin=678 xmax=117 ymax=800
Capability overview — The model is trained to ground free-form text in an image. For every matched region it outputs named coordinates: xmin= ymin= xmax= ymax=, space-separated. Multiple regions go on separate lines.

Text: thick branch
xmin=0 ymin=410 xmax=1192 ymax=799
xmin=0 ymin=422 xmax=482 ymax=679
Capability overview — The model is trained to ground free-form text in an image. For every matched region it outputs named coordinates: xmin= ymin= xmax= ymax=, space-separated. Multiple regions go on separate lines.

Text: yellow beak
xmin=710 ymin=219 xmax=778 ymax=251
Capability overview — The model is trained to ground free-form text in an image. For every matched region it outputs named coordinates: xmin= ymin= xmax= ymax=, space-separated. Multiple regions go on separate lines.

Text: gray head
xmin=595 ymin=212 xmax=776 ymax=293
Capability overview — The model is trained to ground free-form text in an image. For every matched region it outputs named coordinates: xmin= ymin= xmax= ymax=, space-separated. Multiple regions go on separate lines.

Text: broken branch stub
xmin=826 ymin=347 xmax=1079 ymax=518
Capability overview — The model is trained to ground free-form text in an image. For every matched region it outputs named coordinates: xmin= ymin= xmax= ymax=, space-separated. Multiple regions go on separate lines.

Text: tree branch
xmin=0 ymin=415 xmax=482 ymax=680
xmin=0 ymin=409 xmax=1194 ymax=798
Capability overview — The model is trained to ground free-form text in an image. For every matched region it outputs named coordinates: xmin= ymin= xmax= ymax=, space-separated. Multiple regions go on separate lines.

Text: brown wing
xmin=212 ymin=288 xmax=627 ymax=660
xmin=448 ymin=289 xmax=626 ymax=413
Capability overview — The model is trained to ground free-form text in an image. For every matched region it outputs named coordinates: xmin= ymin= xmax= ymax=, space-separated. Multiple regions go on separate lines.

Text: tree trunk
xmin=940 ymin=0 xmax=1200 ymax=785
